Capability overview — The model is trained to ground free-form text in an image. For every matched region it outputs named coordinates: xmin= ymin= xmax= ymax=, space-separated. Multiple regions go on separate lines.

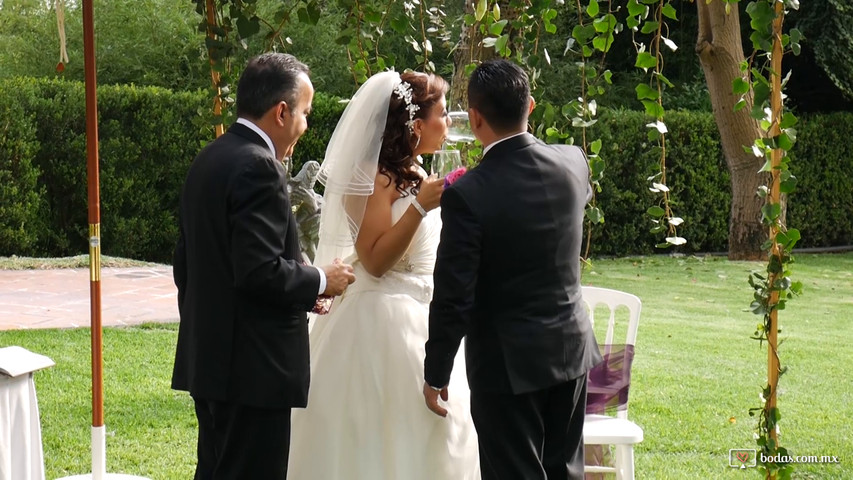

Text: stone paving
xmin=0 ymin=267 xmax=178 ymax=331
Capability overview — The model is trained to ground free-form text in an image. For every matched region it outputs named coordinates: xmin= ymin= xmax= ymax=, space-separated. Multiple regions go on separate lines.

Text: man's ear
xmin=468 ymin=108 xmax=482 ymax=130
xmin=527 ymin=96 xmax=536 ymax=115
xmin=278 ymin=101 xmax=290 ymax=124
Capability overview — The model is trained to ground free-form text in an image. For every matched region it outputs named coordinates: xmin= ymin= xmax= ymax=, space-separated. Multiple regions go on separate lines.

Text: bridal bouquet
xmin=443 ymin=167 xmax=467 ymax=188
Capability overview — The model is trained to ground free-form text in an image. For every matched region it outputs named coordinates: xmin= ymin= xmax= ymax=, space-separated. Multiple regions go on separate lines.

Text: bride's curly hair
xmin=378 ymin=72 xmax=449 ymax=195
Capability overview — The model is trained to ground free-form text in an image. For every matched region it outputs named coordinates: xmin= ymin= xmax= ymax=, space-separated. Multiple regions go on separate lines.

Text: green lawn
xmin=1 ymin=253 xmax=850 ymax=479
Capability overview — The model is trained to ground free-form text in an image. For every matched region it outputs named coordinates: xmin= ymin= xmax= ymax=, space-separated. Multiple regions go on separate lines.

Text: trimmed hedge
xmin=0 ymin=77 xmax=850 ymax=262
xmin=584 ymin=109 xmax=732 ymax=256
xmin=0 ymin=78 xmax=207 ymax=262
xmin=787 ymin=112 xmax=853 ymax=248
xmin=0 ymin=88 xmax=46 ymax=253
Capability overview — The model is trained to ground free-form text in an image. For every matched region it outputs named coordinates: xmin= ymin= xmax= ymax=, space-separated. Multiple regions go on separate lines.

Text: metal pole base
xmin=54 ymin=426 xmax=151 ymax=480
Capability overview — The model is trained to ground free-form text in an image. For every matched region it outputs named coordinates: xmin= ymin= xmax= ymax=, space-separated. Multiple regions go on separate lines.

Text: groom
xmin=423 ymin=59 xmax=602 ymax=479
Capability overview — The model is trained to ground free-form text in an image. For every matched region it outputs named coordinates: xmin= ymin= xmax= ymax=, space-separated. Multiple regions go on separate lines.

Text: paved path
xmin=0 ymin=267 xmax=178 ymax=331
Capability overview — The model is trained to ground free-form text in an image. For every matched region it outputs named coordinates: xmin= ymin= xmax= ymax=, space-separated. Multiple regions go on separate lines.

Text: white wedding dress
xmin=288 ymin=192 xmax=480 ymax=480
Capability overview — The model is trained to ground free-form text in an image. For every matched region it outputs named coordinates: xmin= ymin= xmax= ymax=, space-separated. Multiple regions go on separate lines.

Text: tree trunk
xmin=696 ymin=1 xmax=767 ymax=260
xmin=449 ymin=1 xmax=501 ymax=109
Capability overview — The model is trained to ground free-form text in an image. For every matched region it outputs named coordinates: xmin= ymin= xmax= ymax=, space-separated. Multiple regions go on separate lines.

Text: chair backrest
xmin=581 ymin=286 xmax=642 ymax=419
xmin=581 ymin=286 xmax=641 ymax=347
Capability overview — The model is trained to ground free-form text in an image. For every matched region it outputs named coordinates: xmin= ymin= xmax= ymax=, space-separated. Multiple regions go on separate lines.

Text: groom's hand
xmin=422 ymin=382 xmax=449 ymax=417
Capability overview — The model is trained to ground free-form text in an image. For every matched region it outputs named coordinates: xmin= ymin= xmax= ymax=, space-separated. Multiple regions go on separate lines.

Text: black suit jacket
xmin=171 ymin=122 xmax=321 ymax=409
xmin=425 ymin=133 xmax=601 ymax=394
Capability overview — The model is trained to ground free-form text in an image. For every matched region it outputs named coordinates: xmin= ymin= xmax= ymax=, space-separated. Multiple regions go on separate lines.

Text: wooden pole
xmin=206 ymin=0 xmax=225 ymax=138
xmin=766 ymin=2 xmax=784 ymax=477
xmin=82 ymin=0 xmax=103 ymax=431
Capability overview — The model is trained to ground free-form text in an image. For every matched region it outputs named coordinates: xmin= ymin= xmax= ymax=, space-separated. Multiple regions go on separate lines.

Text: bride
xmin=287 ymin=71 xmax=480 ymax=479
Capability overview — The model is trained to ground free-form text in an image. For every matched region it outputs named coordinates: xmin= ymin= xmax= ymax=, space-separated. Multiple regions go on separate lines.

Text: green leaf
xmin=647 ymin=206 xmax=666 ymax=218
xmin=235 ymin=14 xmax=260 ymax=39
xmin=642 ymin=100 xmax=664 ymax=118
xmin=603 ymin=70 xmax=613 ymax=84
xmin=777 ymin=131 xmax=794 ymax=151
xmin=587 ymin=0 xmax=600 ymax=17
xmin=590 ymin=139 xmax=602 ymax=155
xmin=789 ymin=28 xmax=802 ymax=55
xmin=495 ymin=34 xmax=510 ymax=56
xmin=585 ymin=206 xmax=604 ymax=224
xmin=780 ymin=175 xmax=797 ymax=194
xmin=627 ymin=0 xmax=646 ymax=16
xmin=475 ymin=0 xmax=488 ymax=22
xmin=592 ymin=35 xmax=611 ymax=52
xmin=364 ymin=10 xmax=382 ymax=23
xmin=780 ymin=112 xmax=798 ymax=129
xmin=647 ymin=129 xmax=660 ymax=141
xmin=492 ymin=3 xmax=501 ymax=21
xmin=635 ymin=52 xmax=657 ymax=70
xmin=635 ymin=83 xmax=659 ymax=100
xmin=641 ymin=21 xmax=659 ymax=35
xmin=572 ymin=24 xmax=593 ymax=43
xmin=489 ymin=19 xmax=508 ymax=36
xmin=307 ymin=1 xmax=322 ymax=25
xmin=734 ymin=99 xmax=747 ymax=112
xmin=662 ymin=3 xmax=677 ymax=20
xmin=656 ymin=72 xmax=674 ymax=88
xmin=589 ymin=155 xmax=605 ymax=180
xmin=732 ymin=78 xmax=750 ymax=95
xmin=761 ymin=203 xmax=782 ymax=223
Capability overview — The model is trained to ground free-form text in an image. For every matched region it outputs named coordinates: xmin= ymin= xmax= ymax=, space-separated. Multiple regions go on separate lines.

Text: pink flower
xmin=443 ymin=166 xmax=468 ymax=188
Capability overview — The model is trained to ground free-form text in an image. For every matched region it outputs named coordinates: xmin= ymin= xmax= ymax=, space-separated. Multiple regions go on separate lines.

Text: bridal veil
xmin=313 ymin=71 xmax=401 ymax=268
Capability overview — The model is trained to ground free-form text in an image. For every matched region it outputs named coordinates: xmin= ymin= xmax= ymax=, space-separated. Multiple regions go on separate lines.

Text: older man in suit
xmin=423 ymin=59 xmax=601 ymax=479
xmin=172 ymin=53 xmax=355 ymax=480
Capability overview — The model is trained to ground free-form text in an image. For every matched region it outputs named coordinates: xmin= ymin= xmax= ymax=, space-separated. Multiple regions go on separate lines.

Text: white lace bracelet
xmin=411 ymin=197 xmax=427 ymax=217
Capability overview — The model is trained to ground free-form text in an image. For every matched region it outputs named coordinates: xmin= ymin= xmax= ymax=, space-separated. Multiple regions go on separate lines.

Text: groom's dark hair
xmin=467 ymin=59 xmax=530 ymax=134
xmin=236 ymin=53 xmax=310 ymax=120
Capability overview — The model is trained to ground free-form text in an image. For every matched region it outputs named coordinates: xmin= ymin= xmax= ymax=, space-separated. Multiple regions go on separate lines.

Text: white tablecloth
xmin=0 ymin=373 xmax=45 ymax=480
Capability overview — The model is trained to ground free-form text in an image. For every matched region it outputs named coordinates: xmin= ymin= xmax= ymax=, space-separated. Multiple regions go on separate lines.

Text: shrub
xmin=1 ymin=78 xmax=205 ymax=262
xmin=787 ymin=112 xmax=853 ymax=247
xmin=0 ymin=85 xmax=47 ymax=255
xmin=2 ymin=76 xmax=850 ymax=262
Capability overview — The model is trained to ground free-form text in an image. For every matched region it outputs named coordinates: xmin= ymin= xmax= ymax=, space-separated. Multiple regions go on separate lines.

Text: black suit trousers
xmin=471 ymin=374 xmax=588 ymax=480
xmin=193 ymin=397 xmax=292 ymax=480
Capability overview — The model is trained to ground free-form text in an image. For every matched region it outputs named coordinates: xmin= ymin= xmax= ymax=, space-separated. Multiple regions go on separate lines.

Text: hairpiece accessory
xmin=394 ymin=81 xmax=420 ymax=133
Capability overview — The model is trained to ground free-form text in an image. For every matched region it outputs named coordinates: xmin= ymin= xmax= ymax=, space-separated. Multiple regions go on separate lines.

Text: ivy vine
xmin=738 ymin=0 xmax=802 ymax=478
xmin=192 ymin=0 xmax=322 ymax=135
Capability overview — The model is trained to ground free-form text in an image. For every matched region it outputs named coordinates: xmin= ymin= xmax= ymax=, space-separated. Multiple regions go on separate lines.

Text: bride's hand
xmin=416 ymin=174 xmax=444 ymax=211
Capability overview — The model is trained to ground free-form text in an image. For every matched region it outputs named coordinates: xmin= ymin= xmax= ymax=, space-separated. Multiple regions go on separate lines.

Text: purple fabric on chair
xmin=585 ymin=344 xmax=634 ymax=414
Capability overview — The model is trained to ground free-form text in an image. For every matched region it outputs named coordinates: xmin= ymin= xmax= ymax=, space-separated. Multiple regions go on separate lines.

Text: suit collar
xmin=482 ymin=131 xmax=527 ymax=157
xmin=481 ymin=132 xmax=539 ymax=163
xmin=228 ymin=121 xmax=276 ymax=157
